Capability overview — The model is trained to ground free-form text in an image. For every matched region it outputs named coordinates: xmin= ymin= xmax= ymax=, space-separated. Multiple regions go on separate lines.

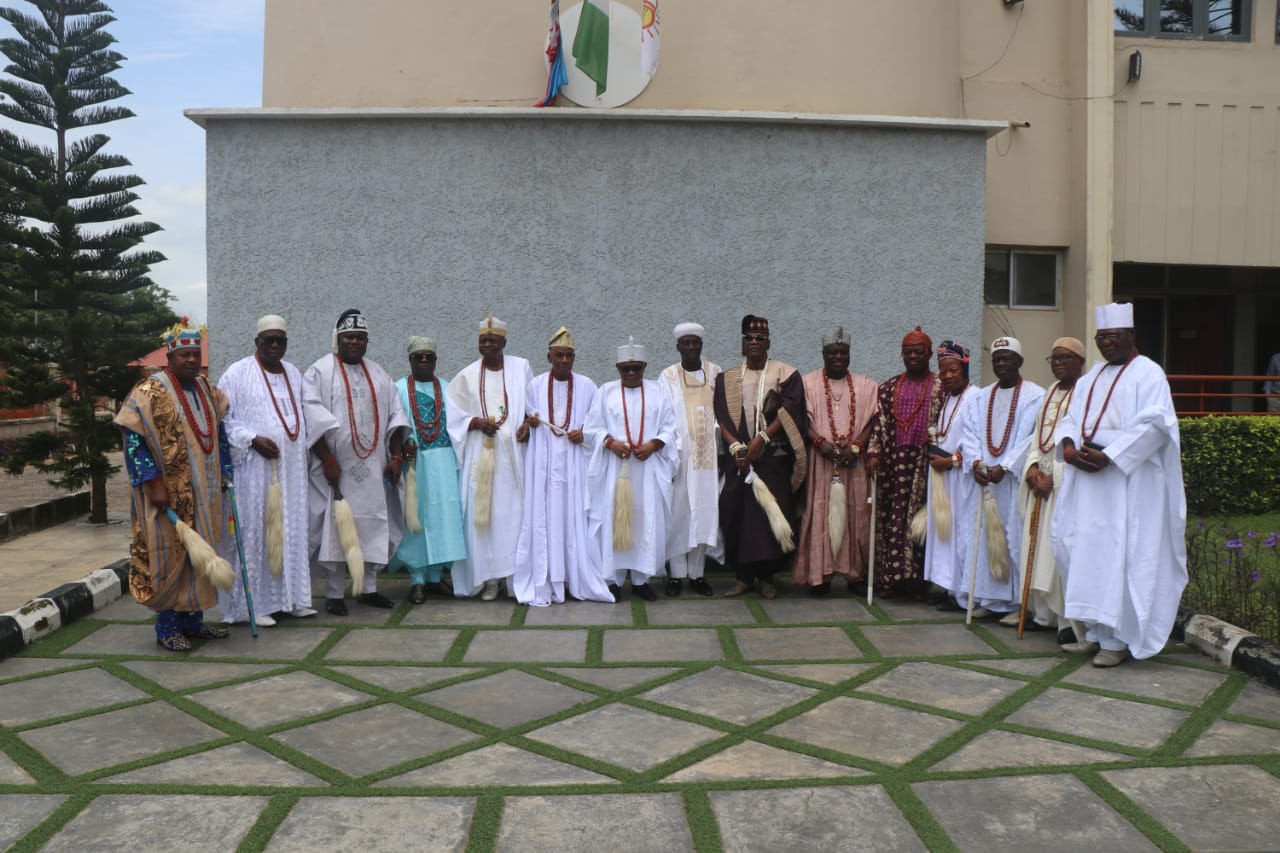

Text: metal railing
xmin=1166 ymin=374 xmax=1279 ymax=416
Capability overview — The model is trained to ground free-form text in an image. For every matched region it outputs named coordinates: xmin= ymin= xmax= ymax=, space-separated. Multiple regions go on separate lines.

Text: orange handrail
xmin=1166 ymin=374 xmax=1279 ymax=417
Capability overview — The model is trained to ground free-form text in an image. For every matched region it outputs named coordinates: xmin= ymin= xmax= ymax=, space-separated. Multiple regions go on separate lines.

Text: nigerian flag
xmin=573 ymin=0 xmax=609 ymax=96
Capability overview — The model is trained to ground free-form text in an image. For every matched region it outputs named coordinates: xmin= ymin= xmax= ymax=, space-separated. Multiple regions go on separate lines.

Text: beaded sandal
xmin=156 ymin=634 xmax=193 ymax=652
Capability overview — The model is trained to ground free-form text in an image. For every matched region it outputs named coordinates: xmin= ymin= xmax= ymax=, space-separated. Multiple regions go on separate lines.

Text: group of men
xmin=120 ymin=303 xmax=1187 ymax=668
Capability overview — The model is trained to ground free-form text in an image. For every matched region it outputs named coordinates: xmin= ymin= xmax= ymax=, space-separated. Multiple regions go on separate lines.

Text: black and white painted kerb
xmin=0 ymin=559 xmax=128 ymax=660
xmin=1174 ymin=606 xmax=1280 ymax=691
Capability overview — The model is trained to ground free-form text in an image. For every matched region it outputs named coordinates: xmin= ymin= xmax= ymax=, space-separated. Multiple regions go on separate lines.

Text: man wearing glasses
xmin=714 ymin=315 xmax=807 ymax=599
xmin=584 ymin=340 xmax=678 ymax=602
xmin=1053 ymin=303 xmax=1187 ymax=668
xmin=217 ymin=315 xmax=317 ymax=626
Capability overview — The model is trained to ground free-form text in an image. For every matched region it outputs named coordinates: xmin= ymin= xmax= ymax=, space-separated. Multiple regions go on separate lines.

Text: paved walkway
xmin=1 ymin=556 xmax=1277 ymax=852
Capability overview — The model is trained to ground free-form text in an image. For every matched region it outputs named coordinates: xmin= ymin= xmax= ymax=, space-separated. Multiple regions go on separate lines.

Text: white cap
xmin=673 ymin=322 xmax=705 ymax=340
xmin=989 ymin=336 xmax=1022 ymax=357
xmin=257 ymin=314 xmax=287 ymax=334
xmin=1095 ymin=302 xmax=1134 ymax=329
xmin=617 ymin=336 xmax=647 ymax=363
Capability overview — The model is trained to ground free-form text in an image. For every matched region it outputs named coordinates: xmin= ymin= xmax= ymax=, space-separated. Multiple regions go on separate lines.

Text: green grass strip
xmin=4 ymin=792 xmax=94 ymax=853
xmin=465 ymin=792 xmax=504 ymax=853
xmin=1075 ymin=770 xmax=1192 ymax=852
xmin=238 ymin=792 xmax=301 ymax=852
xmin=13 ymin=618 xmax=101 ymax=656
xmin=882 ymin=779 xmax=959 ymax=852
xmin=682 ymin=788 xmax=724 ymax=852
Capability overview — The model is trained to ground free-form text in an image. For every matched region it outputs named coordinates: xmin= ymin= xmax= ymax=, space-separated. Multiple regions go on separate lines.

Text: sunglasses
xmin=618 ymin=364 xmax=645 ymax=373
xmin=742 ymin=334 xmax=769 ymax=342
xmin=259 ymin=335 xmax=287 ymax=346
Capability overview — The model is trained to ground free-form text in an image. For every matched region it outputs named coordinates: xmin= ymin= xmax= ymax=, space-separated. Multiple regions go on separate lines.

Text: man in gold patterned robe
xmin=116 ymin=324 xmax=233 ymax=651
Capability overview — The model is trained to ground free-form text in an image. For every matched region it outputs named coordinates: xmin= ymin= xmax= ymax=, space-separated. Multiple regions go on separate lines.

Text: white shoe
xmin=481 ymin=580 xmax=500 ymax=601
xmin=290 ymin=607 xmax=318 ymax=618
xmin=969 ymin=607 xmax=993 ymax=619
xmin=999 ymin=612 xmax=1020 ymax=627
xmin=1060 ymin=640 xmax=1101 ymax=654
xmin=1092 ymin=648 xmax=1132 ymax=668
xmin=254 ymin=614 xmax=277 ymax=627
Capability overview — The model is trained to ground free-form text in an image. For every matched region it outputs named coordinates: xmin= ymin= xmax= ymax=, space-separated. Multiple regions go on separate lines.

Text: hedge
xmin=1180 ymin=416 xmax=1280 ymax=515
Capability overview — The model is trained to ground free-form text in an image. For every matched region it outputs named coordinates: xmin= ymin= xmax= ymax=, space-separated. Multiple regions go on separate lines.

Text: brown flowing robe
xmin=867 ymin=372 xmax=946 ymax=593
xmin=714 ymin=361 xmax=807 ymax=569
xmin=793 ymin=369 xmax=880 ymax=586
xmin=115 ymin=372 xmax=230 ymax=612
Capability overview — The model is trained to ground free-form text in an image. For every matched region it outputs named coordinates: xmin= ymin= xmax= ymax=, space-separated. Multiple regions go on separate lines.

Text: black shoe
xmin=811 ymin=582 xmax=831 ymax=598
xmin=182 ymin=624 xmax=230 ymax=639
xmin=607 ymin=583 xmax=622 ymax=601
xmin=357 ymin=591 xmax=395 ymax=609
xmin=409 ymin=584 xmax=427 ymax=604
xmin=325 ymin=598 xmax=348 ymax=616
xmin=1057 ymin=626 xmax=1078 ymax=645
xmin=665 ymin=577 xmax=682 ymax=597
xmin=935 ymin=597 xmax=964 ymax=612
xmin=690 ymin=578 xmax=714 ymax=597
xmin=633 ymin=582 xmax=657 ymax=602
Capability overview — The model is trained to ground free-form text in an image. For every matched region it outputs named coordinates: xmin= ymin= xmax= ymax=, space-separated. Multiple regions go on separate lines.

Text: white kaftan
xmin=303 ymin=355 xmax=409 ymax=594
xmin=217 ymin=356 xmax=311 ymax=619
xmin=922 ymin=384 xmax=977 ymax=595
xmin=445 ymin=355 xmax=535 ymax=596
xmin=584 ymin=379 xmax=679 ymax=583
xmin=659 ymin=361 xmax=724 ymax=574
xmin=513 ymin=371 xmax=614 ymax=605
xmin=957 ymin=378 xmax=1045 ymax=611
xmin=1051 ymin=355 xmax=1187 ymax=659
xmin=1017 ymin=381 xmax=1075 ymax=627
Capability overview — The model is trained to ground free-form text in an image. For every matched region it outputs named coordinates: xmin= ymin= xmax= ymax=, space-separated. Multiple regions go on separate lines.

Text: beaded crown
xmin=162 ymin=319 xmax=206 ymax=352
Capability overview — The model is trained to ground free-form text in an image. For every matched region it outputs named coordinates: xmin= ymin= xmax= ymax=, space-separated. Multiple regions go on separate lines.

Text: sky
xmin=2 ymin=0 xmax=266 ymax=322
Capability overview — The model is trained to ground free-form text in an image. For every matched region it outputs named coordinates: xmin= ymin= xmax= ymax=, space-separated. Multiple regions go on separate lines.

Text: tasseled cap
xmin=902 ymin=326 xmax=932 ymax=351
xmin=741 ymin=315 xmax=770 ymax=336
xmin=548 ymin=326 xmax=574 ymax=349
xmin=479 ymin=315 xmax=508 ymax=337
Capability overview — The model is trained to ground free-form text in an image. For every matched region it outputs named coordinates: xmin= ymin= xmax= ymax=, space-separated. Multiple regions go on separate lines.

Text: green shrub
xmin=1183 ymin=524 xmax=1280 ymax=643
xmin=1180 ymin=416 xmax=1280 ymax=515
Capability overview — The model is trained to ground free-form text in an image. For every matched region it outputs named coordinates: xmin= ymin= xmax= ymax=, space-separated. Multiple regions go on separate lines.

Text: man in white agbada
xmin=1012 ymin=336 xmax=1087 ymax=632
xmin=1053 ymin=303 xmax=1187 ymax=667
xmin=923 ymin=340 xmax=977 ymax=610
xmin=446 ymin=316 xmax=534 ymax=600
xmin=303 ymin=309 xmax=411 ymax=616
xmin=957 ymin=337 xmax=1045 ymax=616
xmin=217 ymin=315 xmax=316 ymax=625
xmin=513 ymin=327 xmax=614 ymax=605
xmin=659 ymin=322 xmax=722 ymax=597
xmin=585 ymin=340 xmax=678 ymax=602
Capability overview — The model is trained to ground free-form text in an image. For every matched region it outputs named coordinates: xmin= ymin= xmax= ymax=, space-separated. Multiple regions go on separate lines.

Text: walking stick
xmin=865 ymin=473 xmax=877 ymax=607
xmin=1017 ymin=494 xmax=1043 ymax=640
xmin=225 ymin=481 xmax=257 ymax=635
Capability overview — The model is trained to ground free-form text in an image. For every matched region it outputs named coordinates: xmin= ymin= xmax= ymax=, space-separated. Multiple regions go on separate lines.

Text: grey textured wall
xmin=204 ymin=114 xmax=986 ymax=386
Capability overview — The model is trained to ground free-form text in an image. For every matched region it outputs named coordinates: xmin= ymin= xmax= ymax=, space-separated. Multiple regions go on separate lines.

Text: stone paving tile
xmin=711 ymin=785 xmax=925 ymax=852
xmin=639 ymin=667 xmax=817 ymax=724
xmin=644 ymin=600 xmax=755 ymax=625
xmin=463 ymin=629 xmax=588 ymax=663
xmin=0 ymin=657 xmax=82 ymax=680
xmin=303 ymin=601 xmax=399 ymax=626
xmin=379 ymin=743 xmax=614 ymax=787
xmin=543 ymin=666 xmax=682 ymax=690
xmin=526 ymin=703 xmax=724 ymax=772
xmin=498 ymin=793 xmax=693 ymax=853
xmin=102 ymin=742 xmax=327 ymax=787
xmin=187 ymin=671 xmax=372 ymax=729
xmin=324 ymin=627 xmax=458 ymax=662
xmin=960 ymin=657 xmax=1061 ymax=676
xmin=1006 ymin=686 xmax=1189 ymax=751
xmin=733 ymin=626 xmax=861 ymax=660
xmin=0 ymin=752 xmax=35 ymax=785
xmin=768 ymin=696 xmax=964 ymax=766
xmin=20 ymin=702 xmax=224 ymax=776
xmin=857 ymin=662 xmax=1026 ymax=715
xmin=915 ymin=775 xmax=1158 ymax=852
xmin=189 ymin=627 xmax=333 ymax=660
xmin=602 ymin=628 xmax=722 ymax=662
xmin=400 ymin=601 xmax=516 ymax=626
xmin=522 ymin=601 xmax=636 ymax=626
xmin=930 ymin=730 xmax=1131 ymax=772
xmin=121 ymin=660 xmax=283 ymax=690
xmin=91 ymin=595 xmax=155 ymax=621
xmin=61 ymin=623 xmax=180 ymax=657
xmin=418 ymin=669 xmax=596 ymax=728
xmin=1228 ymin=680 xmax=1280 ymax=722
xmin=753 ymin=663 xmax=877 ymax=683
xmin=274 ymin=704 xmax=480 ymax=777
xmin=267 ymin=796 xmax=474 ymax=852
xmin=873 ymin=598 xmax=962 ymax=622
xmin=984 ymin=624 xmax=1065 ymax=654
xmin=0 ymin=794 xmax=66 ymax=849
xmin=0 ymin=667 xmax=147 ymax=725
xmin=664 ymin=740 xmax=869 ymax=783
xmin=758 ymin=597 xmax=873 ymax=624
xmin=1103 ymin=765 xmax=1280 ymax=853
xmin=1062 ymin=658 xmax=1227 ymax=705
xmin=1183 ymin=719 xmax=1280 ymax=757
xmin=860 ymin=623 xmax=999 ymax=657
xmin=326 ymin=665 xmax=481 ymax=692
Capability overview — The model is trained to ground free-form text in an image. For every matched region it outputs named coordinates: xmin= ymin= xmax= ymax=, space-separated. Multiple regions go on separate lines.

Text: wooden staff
xmin=1017 ymin=494 xmax=1043 ymax=639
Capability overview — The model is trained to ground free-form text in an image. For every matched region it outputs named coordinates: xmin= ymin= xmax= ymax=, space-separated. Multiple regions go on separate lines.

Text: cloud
xmin=130 ymin=181 xmax=209 ymax=322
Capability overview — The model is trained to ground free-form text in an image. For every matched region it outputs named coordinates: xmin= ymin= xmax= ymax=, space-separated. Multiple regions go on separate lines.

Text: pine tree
xmin=0 ymin=0 xmax=174 ymax=523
